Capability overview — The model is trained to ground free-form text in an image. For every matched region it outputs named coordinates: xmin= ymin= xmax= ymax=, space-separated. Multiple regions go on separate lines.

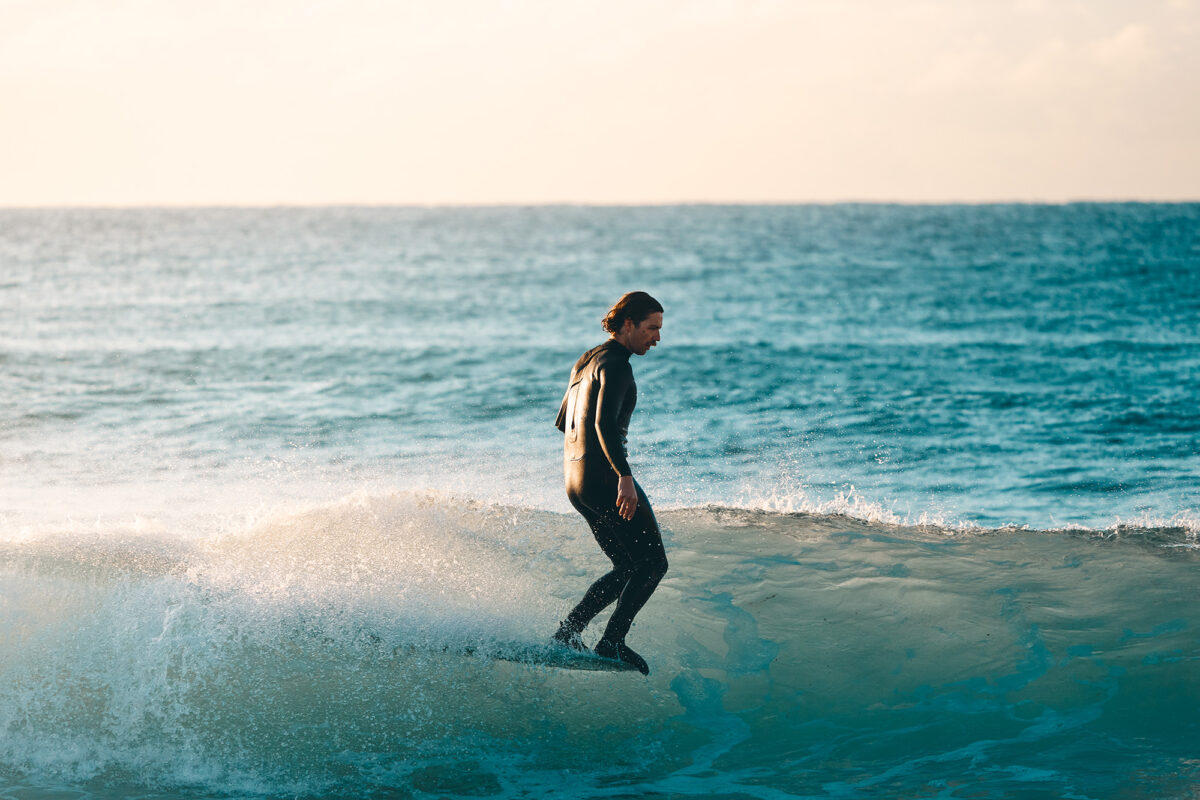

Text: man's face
xmin=625 ymin=312 xmax=663 ymax=355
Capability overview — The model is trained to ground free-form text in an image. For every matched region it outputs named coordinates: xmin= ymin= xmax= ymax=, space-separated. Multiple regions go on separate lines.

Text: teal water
xmin=3 ymin=205 xmax=1198 ymax=527
xmin=2 ymin=496 xmax=1197 ymax=798
xmin=1 ymin=205 xmax=1198 ymax=798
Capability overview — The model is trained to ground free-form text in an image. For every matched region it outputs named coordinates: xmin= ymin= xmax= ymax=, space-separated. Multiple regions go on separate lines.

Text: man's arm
xmin=594 ymin=364 xmax=639 ymax=520
xmin=593 ymin=364 xmax=633 ymax=478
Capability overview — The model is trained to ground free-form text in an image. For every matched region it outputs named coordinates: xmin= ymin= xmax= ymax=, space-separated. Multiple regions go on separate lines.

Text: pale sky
xmin=1 ymin=0 xmax=1197 ymax=205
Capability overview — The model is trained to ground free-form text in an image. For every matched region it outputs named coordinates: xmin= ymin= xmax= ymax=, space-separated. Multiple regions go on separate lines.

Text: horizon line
xmin=2 ymin=198 xmax=1198 ymax=211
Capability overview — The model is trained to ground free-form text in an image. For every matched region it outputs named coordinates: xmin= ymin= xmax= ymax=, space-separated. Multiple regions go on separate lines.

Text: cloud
xmin=1000 ymin=23 xmax=1159 ymax=94
xmin=1088 ymin=23 xmax=1153 ymax=69
xmin=1005 ymin=37 xmax=1072 ymax=89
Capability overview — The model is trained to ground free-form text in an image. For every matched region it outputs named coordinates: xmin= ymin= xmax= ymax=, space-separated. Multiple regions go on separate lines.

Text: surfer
xmin=552 ymin=291 xmax=668 ymax=675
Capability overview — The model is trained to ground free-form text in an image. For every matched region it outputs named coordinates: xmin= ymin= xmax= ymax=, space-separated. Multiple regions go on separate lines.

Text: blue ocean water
xmin=1 ymin=205 xmax=1198 ymax=798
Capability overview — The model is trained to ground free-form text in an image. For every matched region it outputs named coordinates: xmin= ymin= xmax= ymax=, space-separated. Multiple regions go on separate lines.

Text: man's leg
xmin=554 ymin=506 xmax=636 ymax=646
xmin=595 ymin=484 xmax=668 ymax=674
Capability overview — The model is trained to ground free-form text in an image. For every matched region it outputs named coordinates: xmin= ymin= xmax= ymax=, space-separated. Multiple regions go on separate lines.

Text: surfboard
xmin=321 ymin=629 xmax=639 ymax=672
xmin=484 ymin=642 xmax=640 ymax=672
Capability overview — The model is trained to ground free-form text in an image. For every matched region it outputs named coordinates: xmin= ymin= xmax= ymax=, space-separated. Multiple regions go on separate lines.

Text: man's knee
xmin=639 ymin=552 xmax=668 ymax=581
xmin=607 ymin=561 xmax=637 ymax=582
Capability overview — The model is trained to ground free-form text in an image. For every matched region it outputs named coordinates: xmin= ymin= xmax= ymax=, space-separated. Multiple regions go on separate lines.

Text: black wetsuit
xmin=554 ymin=339 xmax=668 ymax=647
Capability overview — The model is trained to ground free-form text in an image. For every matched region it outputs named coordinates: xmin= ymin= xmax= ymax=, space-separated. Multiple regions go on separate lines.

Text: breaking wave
xmin=2 ymin=491 xmax=1198 ymax=798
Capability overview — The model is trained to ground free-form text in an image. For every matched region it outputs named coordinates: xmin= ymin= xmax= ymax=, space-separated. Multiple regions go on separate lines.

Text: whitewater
xmin=1 ymin=205 xmax=1198 ymax=798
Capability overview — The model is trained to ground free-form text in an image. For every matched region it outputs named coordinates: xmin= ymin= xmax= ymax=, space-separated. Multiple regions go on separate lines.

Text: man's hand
xmin=616 ymin=475 xmax=638 ymax=520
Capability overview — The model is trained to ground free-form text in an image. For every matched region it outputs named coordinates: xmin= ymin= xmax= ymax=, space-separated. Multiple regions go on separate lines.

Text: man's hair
xmin=602 ymin=291 xmax=663 ymax=334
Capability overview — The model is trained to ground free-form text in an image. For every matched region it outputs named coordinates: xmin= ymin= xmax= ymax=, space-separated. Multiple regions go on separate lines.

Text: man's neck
xmin=608 ymin=335 xmax=633 ymax=355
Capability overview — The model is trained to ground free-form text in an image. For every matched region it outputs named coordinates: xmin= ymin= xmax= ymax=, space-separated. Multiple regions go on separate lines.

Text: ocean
xmin=1 ymin=204 xmax=1198 ymax=798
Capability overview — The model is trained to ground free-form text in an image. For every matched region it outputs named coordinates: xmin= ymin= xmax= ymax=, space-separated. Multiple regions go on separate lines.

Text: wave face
xmin=2 ymin=492 xmax=1197 ymax=799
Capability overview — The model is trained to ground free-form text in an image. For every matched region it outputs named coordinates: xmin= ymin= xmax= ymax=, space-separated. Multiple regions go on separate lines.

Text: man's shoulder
xmin=571 ymin=343 xmax=603 ymax=373
xmin=574 ymin=340 xmax=627 ymax=371
xmin=593 ymin=343 xmax=633 ymax=377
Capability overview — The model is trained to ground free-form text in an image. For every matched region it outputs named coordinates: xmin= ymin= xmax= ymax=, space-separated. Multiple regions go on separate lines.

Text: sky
xmin=1 ymin=0 xmax=1197 ymax=205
